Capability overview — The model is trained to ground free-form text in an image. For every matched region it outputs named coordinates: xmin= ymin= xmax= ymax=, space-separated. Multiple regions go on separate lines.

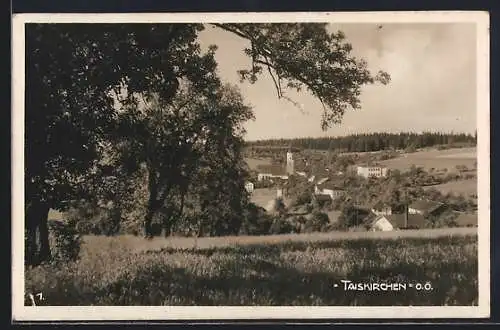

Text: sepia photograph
xmin=12 ymin=11 xmax=490 ymax=321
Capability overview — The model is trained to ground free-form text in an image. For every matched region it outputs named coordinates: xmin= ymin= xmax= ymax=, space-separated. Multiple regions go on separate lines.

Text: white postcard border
xmin=12 ymin=11 xmax=490 ymax=321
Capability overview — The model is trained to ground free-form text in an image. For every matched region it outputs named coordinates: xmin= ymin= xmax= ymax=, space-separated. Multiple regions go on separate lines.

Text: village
xmin=243 ymin=146 xmax=478 ymax=233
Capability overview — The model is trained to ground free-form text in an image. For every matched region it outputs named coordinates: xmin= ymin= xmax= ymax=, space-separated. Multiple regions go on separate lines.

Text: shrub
xmin=65 ymin=201 xmax=121 ymax=236
xmin=287 ymin=215 xmax=307 ymax=233
xmin=405 ymin=145 xmax=417 ymax=153
xmin=48 ymin=220 xmax=82 ymax=263
xmin=294 ymin=190 xmax=312 ymax=206
xmin=240 ymin=203 xmax=274 ymax=236
xmin=303 ymin=211 xmax=330 ymax=233
xmin=268 ymin=217 xmax=294 ymax=235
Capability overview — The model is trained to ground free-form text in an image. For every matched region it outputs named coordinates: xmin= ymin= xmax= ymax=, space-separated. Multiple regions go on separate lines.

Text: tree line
xmin=246 ymin=132 xmax=477 ymax=152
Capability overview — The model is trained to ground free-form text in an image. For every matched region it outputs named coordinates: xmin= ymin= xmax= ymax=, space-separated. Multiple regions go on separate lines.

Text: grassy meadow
xmin=25 ymin=229 xmax=478 ymax=306
xmin=423 ymin=179 xmax=477 ymax=196
xmin=245 ymin=157 xmax=273 ymax=171
xmin=378 ymin=147 xmax=477 ymax=173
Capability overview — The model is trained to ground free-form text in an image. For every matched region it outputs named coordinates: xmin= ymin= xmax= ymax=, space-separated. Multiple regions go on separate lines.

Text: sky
xmin=196 ymin=23 xmax=477 ymax=141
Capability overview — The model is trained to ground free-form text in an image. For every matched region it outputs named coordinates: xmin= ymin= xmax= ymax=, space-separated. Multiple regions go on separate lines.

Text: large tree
xmin=24 ymin=23 xmax=389 ymax=265
xmin=118 ymin=82 xmax=254 ymax=237
xmin=187 ymin=84 xmax=254 ymax=237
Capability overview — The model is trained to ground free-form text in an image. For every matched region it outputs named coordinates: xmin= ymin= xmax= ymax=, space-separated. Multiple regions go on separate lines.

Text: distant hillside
xmin=245 ymin=132 xmax=476 ymax=153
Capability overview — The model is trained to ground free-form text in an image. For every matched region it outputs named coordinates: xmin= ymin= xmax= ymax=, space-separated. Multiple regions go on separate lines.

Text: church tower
xmin=286 ymin=146 xmax=295 ymax=175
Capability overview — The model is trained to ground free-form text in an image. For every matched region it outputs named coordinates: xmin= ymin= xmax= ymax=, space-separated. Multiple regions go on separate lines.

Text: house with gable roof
xmin=408 ymin=199 xmax=446 ymax=217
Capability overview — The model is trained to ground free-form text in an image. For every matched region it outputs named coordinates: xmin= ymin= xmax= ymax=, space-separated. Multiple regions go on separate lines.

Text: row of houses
xmin=370 ymin=210 xmax=478 ymax=231
xmin=254 ymin=149 xmax=389 ymax=182
xmin=312 ymin=185 xmax=478 ymax=230
xmin=246 ymin=177 xmax=477 ymax=231
xmin=257 ymin=164 xmax=389 ymax=182
xmin=246 ymin=149 xmax=477 ymax=231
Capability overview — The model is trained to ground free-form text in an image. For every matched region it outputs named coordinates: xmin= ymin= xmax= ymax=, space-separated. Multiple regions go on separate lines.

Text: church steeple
xmin=286 ymin=145 xmax=295 ymax=175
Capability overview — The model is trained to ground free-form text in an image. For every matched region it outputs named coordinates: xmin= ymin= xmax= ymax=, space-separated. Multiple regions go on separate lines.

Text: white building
xmin=286 ymin=149 xmax=295 ymax=175
xmin=371 ymin=203 xmax=392 ymax=216
xmin=257 ymin=172 xmax=289 ymax=181
xmin=357 ymin=165 xmax=389 ymax=178
xmin=244 ymin=182 xmax=254 ymax=194
xmin=371 ymin=216 xmax=395 ymax=232
xmin=314 ymin=182 xmax=345 ymax=200
xmin=316 ymin=177 xmax=329 ymax=185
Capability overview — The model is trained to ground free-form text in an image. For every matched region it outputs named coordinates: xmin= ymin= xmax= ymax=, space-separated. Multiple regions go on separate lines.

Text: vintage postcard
xmin=12 ymin=11 xmax=490 ymax=321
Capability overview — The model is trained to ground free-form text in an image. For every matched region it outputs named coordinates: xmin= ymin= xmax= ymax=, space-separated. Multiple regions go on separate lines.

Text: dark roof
xmin=289 ymin=205 xmax=309 ymax=215
xmin=409 ymin=200 xmax=443 ymax=213
xmin=363 ymin=211 xmax=379 ymax=224
xmin=374 ymin=213 xmax=427 ymax=229
xmin=314 ymin=194 xmax=332 ymax=201
xmin=371 ymin=200 xmax=391 ymax=210
xmin=256 ymin=164 xmax=288 ymax=176
xmin=309 ymin=167 xmax=332 ymax=179
xmin=455 ymin=213 xmax=478 ymax=227
xmin=317 ymin=182 xmax=344 ymax=191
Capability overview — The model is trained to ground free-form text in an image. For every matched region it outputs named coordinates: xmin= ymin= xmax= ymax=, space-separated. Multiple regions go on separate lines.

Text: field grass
xmin=251 ymin=188 xmax=279 ymax=209
xmin=25 ymin=229 xmax=478 ymax=306
xmin=379 ymin=147 xmax=476 ymax=173
xmin=245 ymin=157 xmax=273 ymax=171
xmin=77 ymin=227 xmax=476 ymax=252
xmin=423 ymin=178 xmax=477 ymax=196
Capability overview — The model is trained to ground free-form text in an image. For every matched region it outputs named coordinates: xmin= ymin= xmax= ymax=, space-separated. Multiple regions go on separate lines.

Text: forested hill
xmin=245 ymin=132 xmax=477 ymax=153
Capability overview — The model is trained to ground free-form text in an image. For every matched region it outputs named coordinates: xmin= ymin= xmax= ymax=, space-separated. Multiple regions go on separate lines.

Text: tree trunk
xmin=162 ymin=191 xmax=186 ymax=238
xmin=143 ymin=208 xmax=155 ymax=238
xmin=144 ymin=169 xmax=159 ymax=238
xmin=25 ymin=217 xmax=37 ymax=266
xmin=38 ymin=207 xmax=51 ymax=262
xmin=25 ymin=199 xmax=50 ymax=266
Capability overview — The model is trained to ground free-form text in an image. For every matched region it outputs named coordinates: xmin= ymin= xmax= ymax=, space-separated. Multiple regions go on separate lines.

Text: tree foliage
xmin=213 ymin=23 xmax=390 ymax=129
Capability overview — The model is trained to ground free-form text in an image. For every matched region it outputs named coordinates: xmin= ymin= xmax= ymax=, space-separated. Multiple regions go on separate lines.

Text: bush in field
xmin=332 ymin=195 xmax=347 ymax=211
xmin=288 ymin=215 xmax=307 ymax=233
xmin=303 ymin=211 xmax=330 ymax=233
xmin=378 ymin=150 xmax=398 ymax=160
xmin=405 ymin=144 xmax=417 ymax=153
xmin=239 ymin=203 xmax=274 ymax=235
xmin=66 ymin=167 xmax=150 ymax=236
xmin=428 ymin=210 xmax=459 ymax=229
xmin=48 ymin=220 xmax=82 ymax=263
xmin=268 ymin=216 xmax=294 ymax=235
xmin=65 ymin=201 xmax=121 ymax=236
xmin=291 ymin=190 xmax=312 ymax=207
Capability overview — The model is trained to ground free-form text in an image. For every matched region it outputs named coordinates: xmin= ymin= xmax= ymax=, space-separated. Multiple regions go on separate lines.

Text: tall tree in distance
xmin=189 ymin=84 xmax=254 ymax=236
